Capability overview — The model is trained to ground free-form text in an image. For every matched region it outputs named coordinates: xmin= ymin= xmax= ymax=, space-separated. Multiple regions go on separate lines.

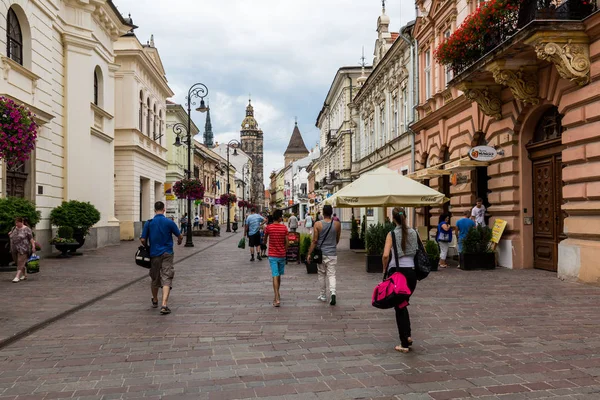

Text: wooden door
xmin=532 ymin=155 xmax=563 ymax=271
xmin=6 ymin=164 xmax=27 ymax=198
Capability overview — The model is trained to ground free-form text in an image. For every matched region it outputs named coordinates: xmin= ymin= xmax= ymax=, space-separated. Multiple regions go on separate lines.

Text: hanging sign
xmin=469 ymin=146 xmax=498 ymax=162
xmin=491 ymin=219 xmax=507 ymax=244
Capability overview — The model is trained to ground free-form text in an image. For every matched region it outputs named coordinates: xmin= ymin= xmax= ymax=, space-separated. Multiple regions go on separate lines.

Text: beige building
xmin=0 ymin=0 xmax=132 ymax=248
xmin=114 ymin=33 xmax=174 ymax=240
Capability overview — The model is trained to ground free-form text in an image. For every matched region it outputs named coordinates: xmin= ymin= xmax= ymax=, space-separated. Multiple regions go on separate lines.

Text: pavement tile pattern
xmin=1 ymin=231 xmax=600 ymax=400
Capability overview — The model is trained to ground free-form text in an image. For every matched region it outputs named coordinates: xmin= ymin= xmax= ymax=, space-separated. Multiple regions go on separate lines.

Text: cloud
xmin=113 ymin=1 xmax=416 ymax=185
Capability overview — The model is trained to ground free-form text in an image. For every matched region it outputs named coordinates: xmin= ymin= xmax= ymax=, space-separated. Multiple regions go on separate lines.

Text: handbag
xmin=311 ymin=221 xmax=333 ymax=264
xmin=414 ymin=232 xmax=431 ymax=281
xmin=135 ymin=220 xmax=152 ymax=269
xmin=238 ymin=237 xmax=246 ymax=249
xmin=372 ymin=232 xmax=413 ymax=309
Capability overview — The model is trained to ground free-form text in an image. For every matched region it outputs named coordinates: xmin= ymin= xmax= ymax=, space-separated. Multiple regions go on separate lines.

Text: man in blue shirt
xmin=456 ymin=210 xmax=476 ymax=254
xmin=141 ymin=201 xmax=183 ymax=315
xmin=245 ymin=207 xmax=265 ymax=262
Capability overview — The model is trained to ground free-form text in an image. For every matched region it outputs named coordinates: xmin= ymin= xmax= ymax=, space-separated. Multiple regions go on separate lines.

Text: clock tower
xmin=240 ymin=99 xmax=265 ymax=210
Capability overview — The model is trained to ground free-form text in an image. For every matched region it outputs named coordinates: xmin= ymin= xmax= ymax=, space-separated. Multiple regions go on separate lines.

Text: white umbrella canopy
xmin=322 ymin=166 xmax=449 ymax=208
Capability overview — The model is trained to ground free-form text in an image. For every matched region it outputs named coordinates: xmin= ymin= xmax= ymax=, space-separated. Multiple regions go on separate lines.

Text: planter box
xmin=350 ymin=238 xmax=365 ymax=250
xmin=429 ymin=256 xmax=440 ymax=271
xmin=460 ymin=252 xmax=496 ymax=270
xmin=0 ymin=235 xmax=14 ymax=267
xmin=305 ymin=261 xmax=318 ymax=274
xmin=366 ymin=254 xmax=383 ymax=273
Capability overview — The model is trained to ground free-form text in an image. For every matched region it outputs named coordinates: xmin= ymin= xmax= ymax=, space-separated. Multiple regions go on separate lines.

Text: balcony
xmin=443 ymin=0 xmax=596 ymax=117
xmin=326 ymin=129 xmax=338 ymax=145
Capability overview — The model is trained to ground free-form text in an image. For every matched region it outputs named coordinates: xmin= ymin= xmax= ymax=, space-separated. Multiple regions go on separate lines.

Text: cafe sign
xmin=469 ymin=146 xmax=498 ymax=162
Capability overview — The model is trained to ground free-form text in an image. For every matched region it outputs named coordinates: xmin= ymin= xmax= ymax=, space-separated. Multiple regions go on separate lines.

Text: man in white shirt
xmin=471 ymin=198 xmax=486 ymax=227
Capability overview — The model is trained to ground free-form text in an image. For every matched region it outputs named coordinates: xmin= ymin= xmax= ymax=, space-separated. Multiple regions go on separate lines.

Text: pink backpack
xmin=372 ymin=271 xmax=411 ymax=309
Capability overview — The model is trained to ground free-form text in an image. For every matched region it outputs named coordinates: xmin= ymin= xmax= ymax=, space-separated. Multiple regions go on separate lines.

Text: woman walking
xmin=305 ymin=214 xmax=313 ymax=235
xmin=436 ymin=213 xmax=453 ymax=268
xmin=382 ymin=208 xmax=418 ymax=353
xmin=10 ymin=217 xmax=36 ymax=283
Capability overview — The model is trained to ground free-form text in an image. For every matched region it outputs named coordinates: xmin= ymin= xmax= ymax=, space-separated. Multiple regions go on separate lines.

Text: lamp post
xmin=241 ymin=163 xmax=250 ymax=226
xmin=225 ymin=139 xmax=241 ymax=232
xmin=172 ymin=83 xmax=209 ymax=247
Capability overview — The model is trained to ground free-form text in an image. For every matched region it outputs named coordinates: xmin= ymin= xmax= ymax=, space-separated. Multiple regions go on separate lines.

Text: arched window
xmin=158 ymin=110 xmax=163 ymax=143
xmin=7 ymin=8 xmax=23 ymax=65
xmin=533 ymin=107 xmax=563 ymax=144
xmin=153 ymin=104 xmax=157 ymax=138
xmin=93 ymin=66 xmax=104 ymax=107
xmin=146 ymin=98 xmax=151 ymax=136
xmin=139 ymin=91 xmax=144 ymax=131
xmin=93 ymin=71 xmax=99 ymax=105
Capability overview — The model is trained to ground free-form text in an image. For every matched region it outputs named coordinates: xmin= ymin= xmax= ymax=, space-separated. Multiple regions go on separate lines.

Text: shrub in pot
xmin=49 ymin=200 xmax=101 ymax=251
xmin=349 ymin=216 xmax=364 ymax=250
xmin=365 ymin=223 xmax=393 ymax=273
xmin=51 ymin=226 xmax=79 ymax=258
xmin=425 ymin=240 xmax=440 ymax=271
xmin=300 ymin=233 xmax=317 ymax=273
xmin=460 ymin=225 xmax=496 ymax=270
xmin=0 ymin=197 xmax=41 ymax=267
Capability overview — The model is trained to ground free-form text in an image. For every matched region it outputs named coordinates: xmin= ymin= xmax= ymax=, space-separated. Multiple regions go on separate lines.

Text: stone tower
xmin=240 ymin=99 xmax=265 ymax=209
xmin=203 ymin=107 xmax=214 ymax=147
xmin=284 ymin=121 xmax=309 ymax=166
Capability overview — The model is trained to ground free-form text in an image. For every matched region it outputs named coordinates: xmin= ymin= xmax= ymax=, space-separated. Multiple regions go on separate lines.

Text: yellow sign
xmin=491 ymin=219 xmax=507 ymax=244
xmin=164 ymin=183 xmax=176 ymax=201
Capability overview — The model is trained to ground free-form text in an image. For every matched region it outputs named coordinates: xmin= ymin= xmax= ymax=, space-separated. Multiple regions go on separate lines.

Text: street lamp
xmin=172 ymin=82 xmax=209 ymax=247
xmin=241 ymin=163 xmax=250 ymax=226
xmin=225 ymin=139 xmax=241 ymax=232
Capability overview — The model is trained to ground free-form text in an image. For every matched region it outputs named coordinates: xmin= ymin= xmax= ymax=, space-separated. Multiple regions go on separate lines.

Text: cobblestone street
xmin=1 ymin=232 xmax=600 ymax=400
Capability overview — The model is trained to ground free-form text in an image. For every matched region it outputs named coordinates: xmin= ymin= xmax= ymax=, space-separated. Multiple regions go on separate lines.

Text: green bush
xmin=49 ymin=200 xmax=101 ymax=236
xmin=0 ymin=197 xmax=40 ymax=235
xmin=425 ymin=240 xmax=440 ymax=258
xmin=350 ymin=216 xmax=359 ymax=240
xmin=365 ymin=223 xmax=394 ymax=255
xmin=57 ymin=226 xmax=74 ymax=239
xmin=360 ymin=215 xmax=367 ymax=241
xmin=299 ymin=233 xmax=312 ymax=257
xmin=462 ymin=225 xmax=493 ymax=254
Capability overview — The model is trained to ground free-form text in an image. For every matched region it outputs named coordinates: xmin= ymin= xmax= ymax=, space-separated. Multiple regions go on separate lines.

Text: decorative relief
xmin=534 ymin=39 xmax=590 ymax=86
xmin=490 ymin=67 xmax=539 ymax=105
xmin=459 ymin=84 xmax=502 ymax=119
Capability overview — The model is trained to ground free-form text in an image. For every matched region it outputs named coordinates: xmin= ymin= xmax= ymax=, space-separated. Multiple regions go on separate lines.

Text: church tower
xmin=240 ymin=99 xmax=265 ymax=209
xmin=203 ymin=107 xmax=214 ymax=147
xmin=284 ymin=121 xmax=309 ymax=166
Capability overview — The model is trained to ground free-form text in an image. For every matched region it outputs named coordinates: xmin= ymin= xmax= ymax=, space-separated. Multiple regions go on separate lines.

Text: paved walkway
xmin=1 ymin=231 xmax=600 ymax=400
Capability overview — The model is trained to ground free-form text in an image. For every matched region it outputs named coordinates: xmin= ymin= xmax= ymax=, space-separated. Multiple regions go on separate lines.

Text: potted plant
xmin=349 ymin=216 xmax=365 ymax=250
xmin=300 ymin=234 xmax=318 ymax=273
xmin=51 ymin=226 xmax=80 ymax=258
xmin=49 ymin=200 xmax=101 ymax=253
xmin=360 ymin=215 xmax=367 ymax=243
xmin=365 ymin=222 xmax=393 ymax=273
xmin=0 ymin=197 xmax=41 ymax=267
xmin=425 ymin=240 xmax=440 ymax=272
xmin=174 ymin=179 xmax=205 ymax=200
xmin=460 ymin=225 xmax=496 ymax=270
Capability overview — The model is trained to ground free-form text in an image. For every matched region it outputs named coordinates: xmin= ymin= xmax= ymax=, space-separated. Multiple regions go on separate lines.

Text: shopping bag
xmin=26 ymin=254 xmax=40 ymax=274
xmin=238 ymin=237 xmax=246 ymax=249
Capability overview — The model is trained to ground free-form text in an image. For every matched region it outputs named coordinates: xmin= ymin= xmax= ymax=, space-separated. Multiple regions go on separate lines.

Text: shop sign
xmin=450 ymin=173 xmax=469 ymax=186
xmin=491 ymin=219 xmax=507 ymax=244
xmin=164 ymin=183 xmax=176 ymax=201
xmin=469 ymin=146 xmax=498 ymax=162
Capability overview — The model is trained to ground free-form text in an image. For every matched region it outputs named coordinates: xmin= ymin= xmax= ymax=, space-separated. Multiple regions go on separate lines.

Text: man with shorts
xmin=141 ymin=201 xmax=183 ymax=315
xmin=245 ymin=207 xmax=265 ymax=261
xmin=264 ymin=210 xmax=288 ymax=307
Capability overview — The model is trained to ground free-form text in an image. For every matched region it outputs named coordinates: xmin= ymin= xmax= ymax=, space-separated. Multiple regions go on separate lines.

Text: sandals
xmin=394 ymin=345 xmax=410 ymax=353
xmin=273 ymin=299 xmax=280 ymax=307
xmin=160 ymin=306 xmax=171 ymax=315
xmin=151 ymin=299 xmax=158 ymax=308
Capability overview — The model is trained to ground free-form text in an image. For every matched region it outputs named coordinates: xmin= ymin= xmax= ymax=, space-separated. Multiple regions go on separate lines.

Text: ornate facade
xmin=240 ymin=100 xmax=265 ymax=210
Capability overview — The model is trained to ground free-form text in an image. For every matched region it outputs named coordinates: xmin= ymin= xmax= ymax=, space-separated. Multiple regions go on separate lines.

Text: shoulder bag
xmin=372 ymin=232 xmax=412 ymax=309
xmin=135 ymin=219 xmax=152 ymax=269
xmin=311 ymin=221 xmax=333 ymax=264
xmin=414 ymin=231 xmax=431 ymax=281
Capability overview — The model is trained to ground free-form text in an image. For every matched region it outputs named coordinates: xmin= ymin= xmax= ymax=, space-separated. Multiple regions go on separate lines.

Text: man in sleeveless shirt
xmin=307 ymin=205 xmax=341 ymax=306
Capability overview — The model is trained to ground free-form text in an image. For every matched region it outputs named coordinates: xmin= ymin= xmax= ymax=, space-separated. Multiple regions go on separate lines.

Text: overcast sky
xmin=113 ymin=1 xmax=415 ymax=185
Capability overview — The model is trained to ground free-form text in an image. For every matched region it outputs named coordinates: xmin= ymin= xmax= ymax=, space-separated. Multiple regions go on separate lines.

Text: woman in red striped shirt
xmin=264 ymin=210 xmax=289 ymax=307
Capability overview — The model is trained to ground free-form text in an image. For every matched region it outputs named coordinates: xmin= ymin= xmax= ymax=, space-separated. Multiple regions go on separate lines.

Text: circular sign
xmin=469 ymin=146 xmax=498 ymax=162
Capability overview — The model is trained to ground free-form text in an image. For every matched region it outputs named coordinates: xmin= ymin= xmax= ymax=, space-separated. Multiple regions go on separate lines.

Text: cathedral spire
xmin=204 ymin=105 xmax=214 ymax=147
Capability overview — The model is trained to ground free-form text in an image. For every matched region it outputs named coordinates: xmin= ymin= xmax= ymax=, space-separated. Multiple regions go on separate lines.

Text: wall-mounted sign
xmin=164 ymin=183 xmax=176 ymax=201
xmin=450 ymin=173 xmax=469 ymax=186
xmin=469 ymin=146 xmax=498 ymax=162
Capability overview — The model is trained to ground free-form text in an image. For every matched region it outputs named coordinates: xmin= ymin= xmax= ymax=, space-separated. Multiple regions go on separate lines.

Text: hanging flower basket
xmin=173 ymin=179 xmax=205 ymax=200
xmin=220 ymin=193 xmax=237 ymax=205
xmin=0 ymin=97 xmax=38 ymax=168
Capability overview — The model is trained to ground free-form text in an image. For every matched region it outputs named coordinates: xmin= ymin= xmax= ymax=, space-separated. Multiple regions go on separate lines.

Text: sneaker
xmin=12 ymin=277 xmax=19 ymax=283
xmin=19 ymin=276 xmax=27 ymax=281
xmin=317 ymin=295 xmax=327 ymax=302
xmin=257 ymin=254 xmax=262 ymax=261
xmin=250 ymin=255 xmax=255 ymax=262
xmin=330 ymin=294 xmax=336 ymax=306
xmin=160 ymin=306 xmax=171 ymax=315
xmin=151 ymin=299 xmax=158 ymax=308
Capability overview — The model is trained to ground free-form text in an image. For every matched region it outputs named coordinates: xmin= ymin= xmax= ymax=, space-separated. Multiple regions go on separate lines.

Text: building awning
xmin=280 ymin=203 xmax=300 ymax=211
xmin=407 ymin=167 xmax=451 ymax=180
xmin=444 ymin=157 xmax=491 ymax=171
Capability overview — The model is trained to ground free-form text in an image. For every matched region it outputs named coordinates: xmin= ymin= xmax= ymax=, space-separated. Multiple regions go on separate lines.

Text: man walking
xmin=264 ymin=210 xmax=288 ymax=307
xmin=307 ymin=205 xmax=341 ymax=306
xmin=245 ymin=207 xmax=265 ymax=261
xmin=456 ymin=209 xmax=476 ymax=253
xmin=288 ymin=212 xmax=298 ymax=232
xmin=180 ymin=213 xmax=188 ymax=234
xmin=141 ymin=201 xmax=183 ymax=315
xmin=471 ymin=198 xmax=487 ymax=227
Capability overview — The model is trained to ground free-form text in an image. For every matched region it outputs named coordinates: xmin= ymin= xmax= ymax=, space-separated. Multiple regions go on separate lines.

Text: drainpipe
xmin=348 ymin=74 xmax=355 ymax=221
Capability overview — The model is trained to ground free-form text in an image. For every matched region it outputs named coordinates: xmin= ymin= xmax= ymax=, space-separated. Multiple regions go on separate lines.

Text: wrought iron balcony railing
xmin=451 ymin=0 xmax=597 ymax=75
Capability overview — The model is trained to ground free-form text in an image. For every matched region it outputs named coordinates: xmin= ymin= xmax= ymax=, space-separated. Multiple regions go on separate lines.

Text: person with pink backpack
xmin=381 ymin=207 xmax=419 ymax=353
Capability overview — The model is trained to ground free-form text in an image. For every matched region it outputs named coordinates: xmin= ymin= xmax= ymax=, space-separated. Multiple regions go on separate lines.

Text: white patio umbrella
xmin=322 ymin=166 xmax=448 ymax=208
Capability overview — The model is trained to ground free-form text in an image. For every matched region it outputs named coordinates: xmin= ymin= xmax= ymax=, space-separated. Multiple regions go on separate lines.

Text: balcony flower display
xmin=0 ymin=97 xmax=38 ymax=168
xmin=220 ymin=193 xmax=237 ymax=205
xmin=434 ymin=0 xmax=520 ymax=72
xmin=173 ymin=179 xmax=205 ymax=200
xmin=238 ymin=200 xmax=250 ymax=208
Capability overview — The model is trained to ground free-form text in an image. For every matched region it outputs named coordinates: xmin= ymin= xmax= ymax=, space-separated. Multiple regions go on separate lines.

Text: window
xmin=393 ymin=97 xmax=399 ymax=138
xmin=380 ymin=105 xmax=385 ymax=146
xmin=444 ymin=30 xmax=453 ymax=86
xmin=158 ymin=110 xmax=163 ymax=144
xmin=146 ymin=98 xmax=151 ymax=136
xmin=153 ymin=104 xmax=157 ymax=138
xmin=139 ymin=92 xmax=144 ymax=132
xmin=402 ymin=88 xmax=408 ymax=130
xmin=424 ymin=51 xmax=431 ymax=99
xmin=7 ymin=8 xmax=23 ymax=65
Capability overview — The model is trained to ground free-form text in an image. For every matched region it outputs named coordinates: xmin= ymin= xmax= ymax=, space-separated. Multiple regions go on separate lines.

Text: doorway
xmin=526 ymin=107 xmax=565 ymax=272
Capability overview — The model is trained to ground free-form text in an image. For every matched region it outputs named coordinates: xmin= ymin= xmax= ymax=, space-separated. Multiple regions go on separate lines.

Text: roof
xmin=284 ymin=123 xmax=309 ymax=156
xmin=391 ymin=32 xmax=400 ymax=42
